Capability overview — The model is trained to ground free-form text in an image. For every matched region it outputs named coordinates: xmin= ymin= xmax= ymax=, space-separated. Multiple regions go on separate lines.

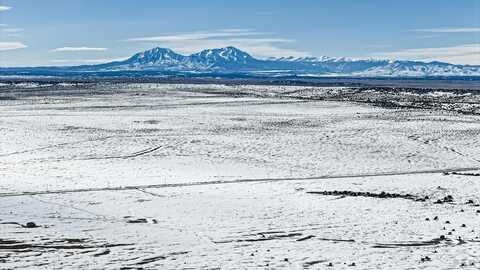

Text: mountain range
xmin=2 ymin=46 xmax=480 ymax=77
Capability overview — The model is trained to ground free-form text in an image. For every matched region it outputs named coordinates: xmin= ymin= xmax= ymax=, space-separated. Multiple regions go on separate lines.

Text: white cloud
xmin=0 ymin=6 xmax=12 ymax=12
xmin=51 ymin=57 xmax=127 ymax=64
xmin=170 ymin=39 xmax=307 ymax=58
xmin=127 ymin=31 xmax=258 ymax=42
xmin=417 ymin=34 xmax=442 ymax=39
xmin=372 ymin=44 xmax=480 ymax=65
xmin=126 ymin=29 xmax=262 ymax=42
xmin=411 ymin=27 xmax=480 ymax=33
xmin=2 ymin=28 xmax=23 ymax=33
xmin=52 ymin=47 xmax=108 ymax=52
xmin=0 ymin=42 xmax=27 ymax=51
xmin=218 ymin=28 xmax=252 ymax=33
xmin=126 ymin=29 xmax=309 ymax=58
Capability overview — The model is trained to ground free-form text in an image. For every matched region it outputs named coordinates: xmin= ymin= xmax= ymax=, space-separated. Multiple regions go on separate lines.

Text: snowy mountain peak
xmin=271 ymin=56 xmax=337 ymax=62
xmin=126 ymin=47 xmax=185 ymax=66
xmin=78 ymin=46 xmax=480 ymax=76
xmin=272 ymin=55 xmax=383 ymax=63
xmin=193 ymin=47 xmax=254 ymax=63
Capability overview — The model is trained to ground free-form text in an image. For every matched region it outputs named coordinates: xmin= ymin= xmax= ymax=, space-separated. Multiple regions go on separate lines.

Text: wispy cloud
xmin=126 ymin=29 xmax=309 ymax=58
xmin=411 ymin=27 xmax=480 ymax=33
xmin=126 ymin=30 xmax=265 ymax=43
xmin=125 ymin=29 xmax=260 ymax=42
xmin=50 ymin=57 xmax=127 ymax=64
xmin=0 ymin=42 xmax=27 ymax=51
xmin=417 ymin=34 xmax=442 ymax=39
xmin=372 ymin=44 xmax=480 ymax=65
xmin=0 ymin=6 xmax=12 ymax=12
xmin=2 ymin=28 xmax=24 ymax=33
xmin=52 ymin=47 xmax=108 ymax=52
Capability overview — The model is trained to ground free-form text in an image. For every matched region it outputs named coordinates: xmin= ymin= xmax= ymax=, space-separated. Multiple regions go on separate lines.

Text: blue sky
xmin=0 ymin=0 xmax=479 ymax=66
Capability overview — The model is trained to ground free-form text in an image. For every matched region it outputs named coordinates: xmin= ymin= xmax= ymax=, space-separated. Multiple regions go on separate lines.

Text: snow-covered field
xmin=1 ymin=83 xmax=480 ymax=269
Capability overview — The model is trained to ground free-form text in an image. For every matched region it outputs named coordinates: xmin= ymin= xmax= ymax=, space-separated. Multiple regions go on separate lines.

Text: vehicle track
xmin=406 ymin=133 xmax=480 ymax=164
xmin=82 ymin=145 xmax=164 ymax=160
xmin=0 ymin=166 xmax=479 ymax=198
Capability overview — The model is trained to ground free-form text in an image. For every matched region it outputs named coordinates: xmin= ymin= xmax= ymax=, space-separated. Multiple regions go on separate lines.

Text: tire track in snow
xmin=1 ymin=166 xmax=480 ymax=198
xmin=406 ymin=134 xmax=480 ymax=164
xmin=81 ymin=145 xmax=163 ymax=160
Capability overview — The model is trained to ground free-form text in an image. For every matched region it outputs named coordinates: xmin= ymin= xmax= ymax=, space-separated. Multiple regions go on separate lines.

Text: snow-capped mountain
xmin=91 ymin=47 xmax=480 ymax=76
xmin=190 ymin=46 xmax=260 ymax=68
xmin=124 ymin=47 xmax=187 ymax=66
xmin=2 ymin=46 xmax=480 ymax=77
xmin=96 ymin=46 xmax=263 ymax=71
xmin=353 ymin=60 xmax=480 ymax=77
xmin=264 ymin=55 xmax=480 ymax=76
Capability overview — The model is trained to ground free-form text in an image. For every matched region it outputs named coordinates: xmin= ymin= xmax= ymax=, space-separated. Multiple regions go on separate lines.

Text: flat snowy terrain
xmin=1 ymin=82 xmax=480 ymax=269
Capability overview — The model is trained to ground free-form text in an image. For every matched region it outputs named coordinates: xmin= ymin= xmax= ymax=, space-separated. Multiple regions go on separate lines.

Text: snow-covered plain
xmin=1 ymin=83 xmax=480 ymax=269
